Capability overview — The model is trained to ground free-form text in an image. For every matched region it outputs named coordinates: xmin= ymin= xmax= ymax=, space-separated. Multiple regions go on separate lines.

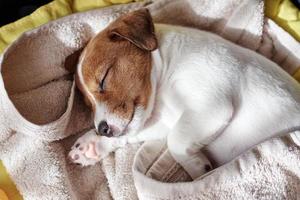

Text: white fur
xmin=70 ymin=24 xmax=300 ymax=179
xmin=93 ymin=102 xmax=128 ymax=136
xmin=77 ymin=50 xmax=95 ymax=102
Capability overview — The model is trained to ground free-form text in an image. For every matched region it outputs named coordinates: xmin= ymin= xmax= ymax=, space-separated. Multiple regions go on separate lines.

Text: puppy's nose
xmin=97 ymin=121 xmax=113 ymax=137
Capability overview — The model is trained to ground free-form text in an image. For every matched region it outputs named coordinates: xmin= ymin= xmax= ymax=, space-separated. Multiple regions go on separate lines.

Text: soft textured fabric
xmin=0 ymin=0 xmax=299 ymax=199
xmin=265 ymin=0 xmax=300 ymax=80
xmin=0 ymin=0 xmax=140 ymax=53
xmin=0 ymin=188 xmax=9 ymax=200
xmin=265 ymin=0 xmax=300 ymax=41
xmin=133 ymin=137 xmax=300 ymax=199
xmin=0 ymin=162 xmax=21 ymax=200
xmin=0 ymin=2 xmax=149 ymax=200
xmin=1 ymin=0 xmax=300 ymax=54
xmin=0 ymin=0 xmax=138 ymax=198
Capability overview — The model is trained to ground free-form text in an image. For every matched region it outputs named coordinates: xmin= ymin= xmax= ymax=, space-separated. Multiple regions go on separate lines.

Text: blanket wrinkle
xmin=0 ymin=0 xmax=299 ymax=199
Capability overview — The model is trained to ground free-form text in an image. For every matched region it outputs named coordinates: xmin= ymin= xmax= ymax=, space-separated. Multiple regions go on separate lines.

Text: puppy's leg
xmin=167 ymin=107 xmax=233 ymax=179
xmin=126 ymin=121 xmax=171 ymax=143
xmin=205 ymin=103 xmax=300 ymax=166
xmin=69 ymin=121 xmax=170 ymax=166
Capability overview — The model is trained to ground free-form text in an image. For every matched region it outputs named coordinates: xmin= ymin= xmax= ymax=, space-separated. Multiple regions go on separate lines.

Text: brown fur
xmin=76 ymin=9 xmax=157 ymax=120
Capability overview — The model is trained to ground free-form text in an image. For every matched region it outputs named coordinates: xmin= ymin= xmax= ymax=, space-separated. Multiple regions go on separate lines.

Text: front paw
xmin=68 ymin=130 xmax=111 ymax=166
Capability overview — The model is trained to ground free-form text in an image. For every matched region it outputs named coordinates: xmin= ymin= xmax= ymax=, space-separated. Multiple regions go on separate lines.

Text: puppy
xmin=68 ymin=9 xmax=300 ymax=179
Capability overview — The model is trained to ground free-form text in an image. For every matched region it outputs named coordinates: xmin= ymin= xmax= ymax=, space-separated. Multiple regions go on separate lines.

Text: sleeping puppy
xmin=68 ymin=9 xmax=300 ymax=179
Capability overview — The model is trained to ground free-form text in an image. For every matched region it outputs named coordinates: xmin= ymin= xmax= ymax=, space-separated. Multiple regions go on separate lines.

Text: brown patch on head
xmin=108 ymin=8 xmax=157 ymax=51
xmin=76 ymin=9 xmax=157 ymax=121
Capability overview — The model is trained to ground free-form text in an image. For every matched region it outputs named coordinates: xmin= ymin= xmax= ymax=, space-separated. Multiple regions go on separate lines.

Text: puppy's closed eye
xmin=99 ymin=67 xmax=112 ymax=93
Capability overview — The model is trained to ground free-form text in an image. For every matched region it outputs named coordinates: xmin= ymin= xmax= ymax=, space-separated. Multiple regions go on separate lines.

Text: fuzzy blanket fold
xmin=0 ymin=0 xmax=300 ymax=199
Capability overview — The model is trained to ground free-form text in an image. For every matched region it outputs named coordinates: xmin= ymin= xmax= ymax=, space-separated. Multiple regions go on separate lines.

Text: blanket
xmin=0 ymin=0 xmax=300 ymax=199
xmin=0 ymin=0 xmax=141 ymax=53
xmin=265 ymin=0 xmax=300 ymax=41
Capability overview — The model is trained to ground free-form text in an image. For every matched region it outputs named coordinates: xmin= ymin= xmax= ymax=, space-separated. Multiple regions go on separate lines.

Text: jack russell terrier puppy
xmin=68 ymin=9 xmax=300 ymax=179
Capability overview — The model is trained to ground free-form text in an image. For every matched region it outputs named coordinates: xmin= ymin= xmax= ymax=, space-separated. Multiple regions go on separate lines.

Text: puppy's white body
xmin=140 ymin=24 xmax=300 ymax=177
xmin=70 ymin=24 xmax=300 ymax=179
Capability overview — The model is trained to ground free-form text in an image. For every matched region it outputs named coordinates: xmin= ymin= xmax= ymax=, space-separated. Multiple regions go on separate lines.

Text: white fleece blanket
xmin=0 ymin=0 xmax=300 ymax=199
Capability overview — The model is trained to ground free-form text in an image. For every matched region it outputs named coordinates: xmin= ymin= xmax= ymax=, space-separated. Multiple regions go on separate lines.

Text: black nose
xmin=97 ymin=121 xmax=112 ymax=137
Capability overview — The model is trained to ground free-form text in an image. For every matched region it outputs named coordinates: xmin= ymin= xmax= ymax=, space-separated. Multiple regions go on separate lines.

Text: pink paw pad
xmin=85 ymin=143 xmax=98 ymax=159
xmin=68 ymin=139 xmax=100 ymax=166
xmin=68 ymin=130 xmax=113 ymax=166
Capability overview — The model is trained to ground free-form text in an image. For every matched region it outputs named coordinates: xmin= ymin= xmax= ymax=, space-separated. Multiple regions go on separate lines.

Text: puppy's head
xmin=76 ymin=9 xmax=157 ymax=137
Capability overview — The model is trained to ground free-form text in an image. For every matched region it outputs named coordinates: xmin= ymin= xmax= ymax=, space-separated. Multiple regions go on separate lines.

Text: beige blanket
xmin=0 ymin=0 xmax=300 ymax=199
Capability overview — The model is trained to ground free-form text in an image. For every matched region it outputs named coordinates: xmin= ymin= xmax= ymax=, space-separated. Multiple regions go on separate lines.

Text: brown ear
xmin=64 ymin=48 xmax=84 ymax=73
xmin=107 ymin=9 xmax=158 ymax=51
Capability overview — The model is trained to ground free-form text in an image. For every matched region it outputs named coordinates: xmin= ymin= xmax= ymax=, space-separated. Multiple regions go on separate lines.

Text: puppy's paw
xmin=68 ymin=130 xmax=112 ymax=166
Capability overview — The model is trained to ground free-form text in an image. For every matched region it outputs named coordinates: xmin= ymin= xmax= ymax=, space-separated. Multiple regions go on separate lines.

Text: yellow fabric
xmin=0 ymin=162 xmax=22 ymax=200
xmin=265 ymin=0 xmax=300 ymax=41
xmin=0 ymin=189 xmax=9 ymax=200
xmin=265 ymin=0 xmax=300 ymax=81
xmin=293 ymin=67 xmax=300 ymax=80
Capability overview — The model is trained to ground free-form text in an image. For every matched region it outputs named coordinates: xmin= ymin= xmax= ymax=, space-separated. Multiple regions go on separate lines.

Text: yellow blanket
xmin=265 ymin=0 xmax=300 ymax=41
